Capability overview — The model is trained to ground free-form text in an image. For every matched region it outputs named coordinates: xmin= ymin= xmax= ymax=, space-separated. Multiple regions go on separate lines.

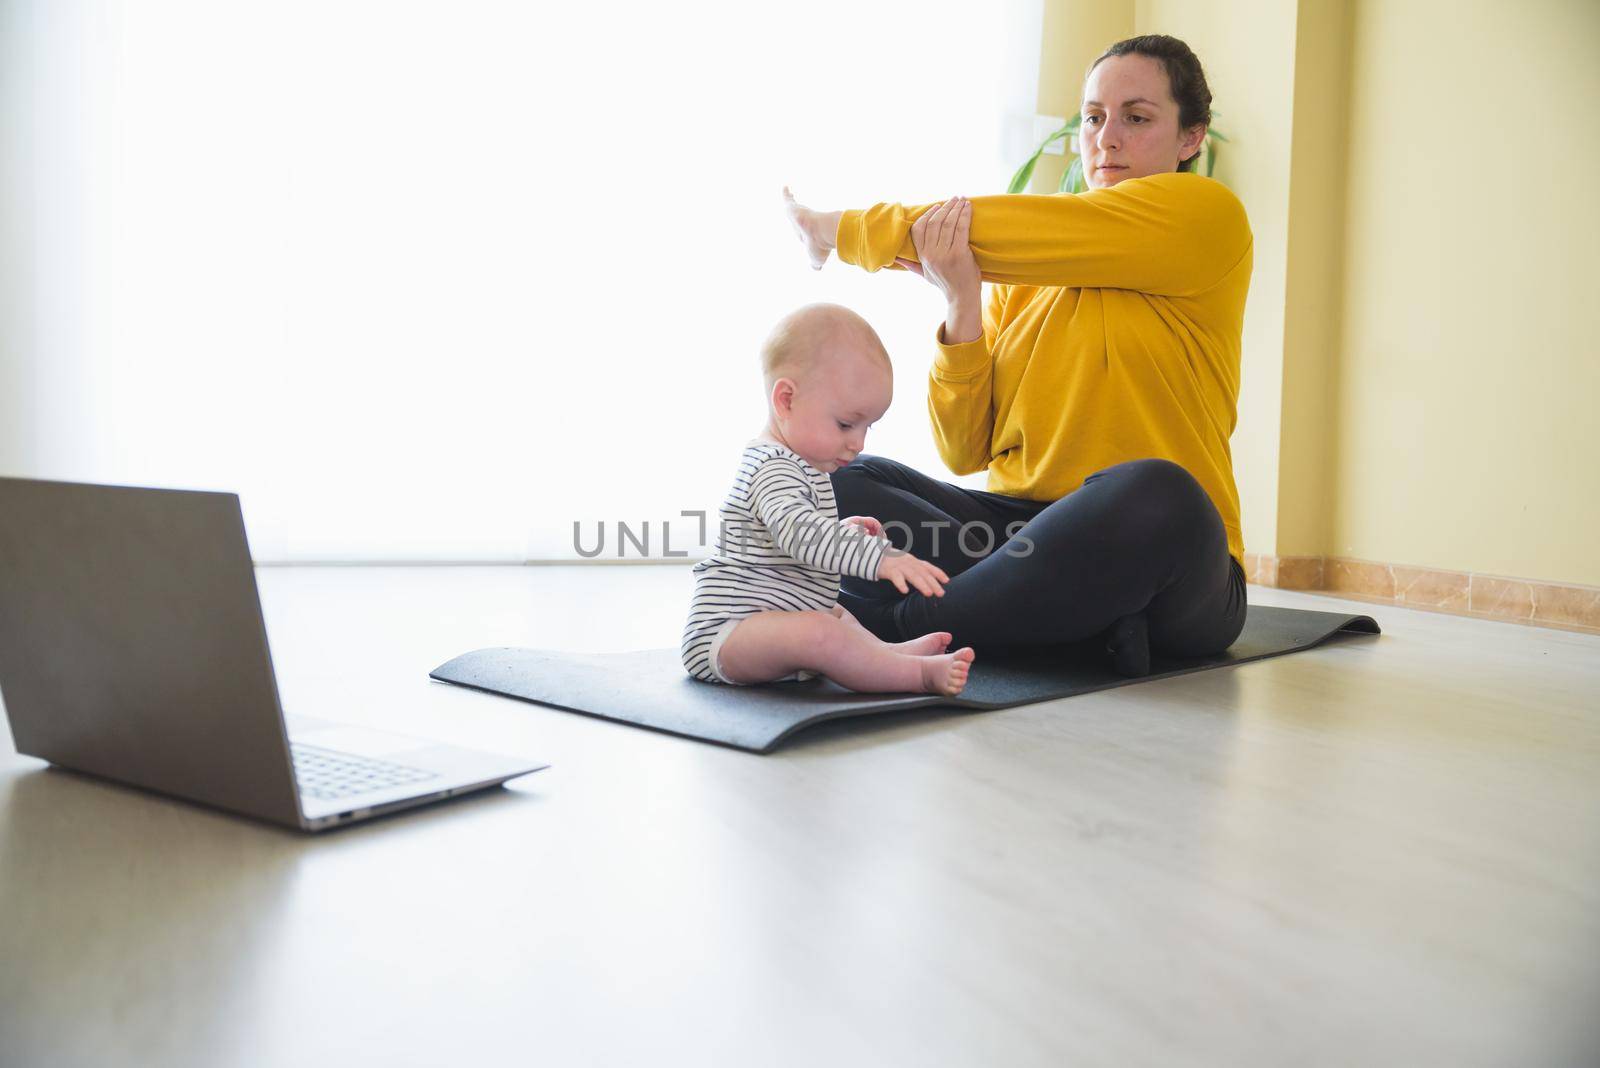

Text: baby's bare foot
xmin=894 ymin=631 xmax=951 ymax=656
xmin=919 ymin=647 xmax=975 ymax=697
xmin=783 ymin=186 xmax=831 ymax=270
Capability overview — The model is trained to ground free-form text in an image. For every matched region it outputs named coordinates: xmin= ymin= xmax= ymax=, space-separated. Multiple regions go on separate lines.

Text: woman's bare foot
xmin=783 ymin=186 xmax=836 ymax=270
xmin=919 ymin=647 xmax=975 ymax=696
xmin=893 ymin=631 xmax=951 ymax=656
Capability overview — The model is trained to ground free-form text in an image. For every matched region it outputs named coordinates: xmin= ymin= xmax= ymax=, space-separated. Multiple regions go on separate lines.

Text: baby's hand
xmin=876 ymin=551 xmax=950 ymax=598
xmin=841 ymin=515 xmax=883 ymax=537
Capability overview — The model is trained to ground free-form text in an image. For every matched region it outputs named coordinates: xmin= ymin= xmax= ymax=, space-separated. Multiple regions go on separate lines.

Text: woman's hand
xmin=876 ymin=550 xmax=950 ymax=598
xmin=783 ymin=186 xmax=840 ymax=271
xmin=897 ymin=197 xmax=980 ymax=298
xmin=895 ymin=196 xmax=983 ymax=344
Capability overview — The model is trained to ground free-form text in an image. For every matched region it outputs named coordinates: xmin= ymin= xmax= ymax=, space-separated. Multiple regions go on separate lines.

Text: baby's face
xmin=784 ymin=349 xmax=892 ymax=474
xmin=777 ymin=348 xmax=889 ymax=473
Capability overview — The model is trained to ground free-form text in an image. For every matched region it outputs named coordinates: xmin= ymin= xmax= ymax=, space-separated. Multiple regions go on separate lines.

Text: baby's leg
xmin=720 ymin=610 xmax=973 ymax=696
xmin=830 ymin=604 xmax=952 ymax=656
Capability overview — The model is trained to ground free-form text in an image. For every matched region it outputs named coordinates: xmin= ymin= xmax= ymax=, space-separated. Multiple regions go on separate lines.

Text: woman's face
xmin=1079 ymin=54 xmax=1206 ymax=189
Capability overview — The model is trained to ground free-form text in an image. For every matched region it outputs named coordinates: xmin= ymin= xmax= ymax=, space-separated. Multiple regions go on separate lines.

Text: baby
xmin=680 ymin=303 xmax=975 ymax=696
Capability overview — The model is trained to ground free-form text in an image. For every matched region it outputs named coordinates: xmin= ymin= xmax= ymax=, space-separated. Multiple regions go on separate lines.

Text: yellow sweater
xmin=835 ymin=171 xmax=1253 ymax=566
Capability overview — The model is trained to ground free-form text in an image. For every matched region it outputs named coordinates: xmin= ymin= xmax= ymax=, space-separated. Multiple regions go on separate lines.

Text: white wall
xmin=0 ymin=0 xmax=1043 ymax=561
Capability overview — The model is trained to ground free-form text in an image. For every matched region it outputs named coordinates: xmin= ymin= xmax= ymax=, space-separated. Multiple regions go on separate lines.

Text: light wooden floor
xmin=2 ymin=564 xmax=1598 ymax=1067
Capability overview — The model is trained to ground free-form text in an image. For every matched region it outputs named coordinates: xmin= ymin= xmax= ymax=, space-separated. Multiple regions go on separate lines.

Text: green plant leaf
xmin=1008 ymin=148 xmax=1044 ymax=194
xmin=1063 ymin=156 xmax=1084 ymax=194
xmin=1041 ymin=125 xmax=1075 ymax=150
xmin=1208 ymin=129 xmax=1230 ymax=143
xmin=1010 ymin=118 xmax=1083 ymax=193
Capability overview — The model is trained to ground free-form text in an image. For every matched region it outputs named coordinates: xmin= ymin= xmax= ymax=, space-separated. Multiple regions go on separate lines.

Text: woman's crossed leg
xmin=832 ymin=455 xmax=1246 ymax=664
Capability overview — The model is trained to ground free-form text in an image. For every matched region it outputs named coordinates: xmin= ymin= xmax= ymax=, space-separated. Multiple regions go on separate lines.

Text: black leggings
xmin=829 ymin=455 xmax=1247 ymax=657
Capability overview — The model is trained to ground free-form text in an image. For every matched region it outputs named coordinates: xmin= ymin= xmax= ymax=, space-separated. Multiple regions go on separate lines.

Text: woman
xmin=784 ymin=34 xmax=1251 ymax=677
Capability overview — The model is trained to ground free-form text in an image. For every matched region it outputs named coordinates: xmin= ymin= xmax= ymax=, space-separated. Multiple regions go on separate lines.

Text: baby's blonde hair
xmin=761 ymin=303 xmax=891 ymax=389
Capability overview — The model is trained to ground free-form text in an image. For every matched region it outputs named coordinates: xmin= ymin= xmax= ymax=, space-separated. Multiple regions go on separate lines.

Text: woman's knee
xmin=829 ymin=454 xmax=886 ymax=512
xmin=1013 ymin=458 xmax=1220 ymax=567
xmin=1094 ymin=457 xmax=1199 ymax=494
xmin=830 ymin=453 xmax=900 ymax=495
xmin=830 ymin=454 xmax=926 ymax=542
xmin=1096 ymin=458 xmax=1215 ymax=528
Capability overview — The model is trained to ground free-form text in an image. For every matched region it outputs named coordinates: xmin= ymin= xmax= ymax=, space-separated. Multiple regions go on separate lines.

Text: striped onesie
xmin=682 ymin=440 xmax=887 ymax=685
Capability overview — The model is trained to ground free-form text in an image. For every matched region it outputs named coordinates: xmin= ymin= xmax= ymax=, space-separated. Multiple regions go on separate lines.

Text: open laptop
xmin=0 ymin=476 xmax=547 ymax=831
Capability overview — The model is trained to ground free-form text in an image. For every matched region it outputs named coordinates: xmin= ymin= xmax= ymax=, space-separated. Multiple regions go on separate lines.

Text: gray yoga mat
xmin=430 ymin=605 xmax=1379 ymax=753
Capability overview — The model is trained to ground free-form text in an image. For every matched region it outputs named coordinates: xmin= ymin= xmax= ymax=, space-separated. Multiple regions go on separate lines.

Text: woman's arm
xmin=893 ymin=196 xmax=996 ymax=476
xmin=834 ymin=172 xmax=1253 ymax=298
xmin=926 ymin=285 xmax=1004 ymax=477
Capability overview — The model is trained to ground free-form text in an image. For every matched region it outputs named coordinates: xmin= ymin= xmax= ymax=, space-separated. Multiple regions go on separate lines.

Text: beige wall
xmin=1332 ymin=0 xmax=1600 ymax=585
xmin=1040 ymin=0 xmax=1598 ymax=587
xmin=1277 ymin=0 xmax=1353 ymax=557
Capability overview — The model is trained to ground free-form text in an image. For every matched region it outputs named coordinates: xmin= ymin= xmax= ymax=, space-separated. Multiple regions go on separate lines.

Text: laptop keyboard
xmin=291 ymin=743 xmax=439 ymax=801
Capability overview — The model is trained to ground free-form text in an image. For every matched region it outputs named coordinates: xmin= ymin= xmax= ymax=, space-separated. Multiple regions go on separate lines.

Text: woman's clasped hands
xmin=896 ymin=196 xmax=981 ymax=307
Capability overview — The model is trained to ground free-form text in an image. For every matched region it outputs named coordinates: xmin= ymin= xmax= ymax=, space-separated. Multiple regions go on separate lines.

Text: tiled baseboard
xmin=1241 ymin=553 xmax=1600 ymax=636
